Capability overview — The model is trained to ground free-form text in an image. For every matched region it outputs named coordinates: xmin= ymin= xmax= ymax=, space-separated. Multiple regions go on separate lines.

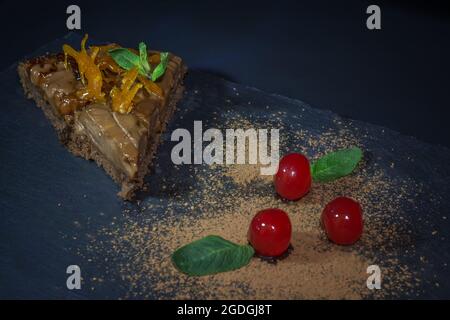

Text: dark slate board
xmin=1 ymin=33 xmax=449 ymax=299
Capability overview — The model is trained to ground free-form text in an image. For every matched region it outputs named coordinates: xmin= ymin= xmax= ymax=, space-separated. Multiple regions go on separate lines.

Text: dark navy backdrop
xmin=1 ymin=0 xmax=449 ymax=146
xmin=1 ymin=20 xmax=450 ymax=300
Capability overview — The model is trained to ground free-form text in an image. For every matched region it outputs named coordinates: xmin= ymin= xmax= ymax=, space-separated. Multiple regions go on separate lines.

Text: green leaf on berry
xmin=310 ymin=147 xmax=363 ymax=183
xmin=171 ymin=235 xmax=254 ymax=276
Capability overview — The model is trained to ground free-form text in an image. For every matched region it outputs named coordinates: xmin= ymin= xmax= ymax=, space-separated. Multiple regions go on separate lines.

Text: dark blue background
xmin=1 ymin=0 xmax=449 ymax=147
xmin=1 ymin=27 xmax=450 ymax=300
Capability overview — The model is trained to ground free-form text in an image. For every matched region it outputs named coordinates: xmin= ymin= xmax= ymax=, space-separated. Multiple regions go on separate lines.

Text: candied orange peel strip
xmin=137 ymin=75 xmax=163 ymax=98
xmin=93 ymin=44 xmax=123 ymax=74
xmin=110 ymin=67 xmax=143 ymax=114
xmin=63 ymin=34 xmax=105 ymax=102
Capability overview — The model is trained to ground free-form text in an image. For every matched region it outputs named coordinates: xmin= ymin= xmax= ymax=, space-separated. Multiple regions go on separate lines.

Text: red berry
xmin=248 ymin=208 xmax=292 ymax=257
xmin=274 ymin=153 xmax=312 ymax=200
xmin=321 ymin=197 xmax=363 ymax=245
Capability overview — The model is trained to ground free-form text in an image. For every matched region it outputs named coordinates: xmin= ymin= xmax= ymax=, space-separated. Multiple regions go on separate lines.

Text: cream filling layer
xmin=76 ymin=103 xmax=147 ymax=179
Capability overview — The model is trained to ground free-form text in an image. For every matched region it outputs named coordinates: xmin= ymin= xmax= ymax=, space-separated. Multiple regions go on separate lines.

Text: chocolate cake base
xmin=18 ymin=57 xmax=186 ymax=199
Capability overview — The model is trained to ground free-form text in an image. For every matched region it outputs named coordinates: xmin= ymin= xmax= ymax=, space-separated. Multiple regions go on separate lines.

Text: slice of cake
xmin=18 ymin=35 xmax=187 ymax=199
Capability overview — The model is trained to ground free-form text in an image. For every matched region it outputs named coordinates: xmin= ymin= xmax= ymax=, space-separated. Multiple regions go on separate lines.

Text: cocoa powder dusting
xmin=84 ymin=114 xmax=424 ymax=299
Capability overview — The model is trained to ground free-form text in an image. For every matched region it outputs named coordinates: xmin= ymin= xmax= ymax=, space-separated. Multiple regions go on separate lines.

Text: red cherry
xmin=321 ymin=197 xmax=363 ymax=245
xmin=274 ymin=153 xmax=312 ymax=200
xmin=248 ymin=208 xmax=292 ymax=257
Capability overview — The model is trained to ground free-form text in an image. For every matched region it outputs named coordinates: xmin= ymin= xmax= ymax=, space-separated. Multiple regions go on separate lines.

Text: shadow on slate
xmin=0 ymin=33 xmax=449 ymax=299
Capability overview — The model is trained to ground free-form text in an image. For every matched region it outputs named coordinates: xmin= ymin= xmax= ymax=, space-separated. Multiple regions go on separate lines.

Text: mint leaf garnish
xmin=151 ymin=52 xmax=169 ymax=82
xmin=138 ymin=42 xmax=151 ymax=75
xmin=108 ymin=48 xmax=141 ymax=71
xmin=108 ymin=43 xmax=169 ymax=81
xmin=172 ymin=235 xmax=254 ymax=276
xmin=311 ymin=147 xmax=363 ymax=182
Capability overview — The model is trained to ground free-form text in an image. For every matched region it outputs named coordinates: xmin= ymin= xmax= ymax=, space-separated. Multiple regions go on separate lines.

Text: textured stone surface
xmin=1 ymin=34 xmax=449 ymax=299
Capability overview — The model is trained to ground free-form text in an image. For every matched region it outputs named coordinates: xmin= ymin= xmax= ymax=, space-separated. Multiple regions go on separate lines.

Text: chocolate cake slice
xmin=18 ymin=35 xmax=187 ymax=199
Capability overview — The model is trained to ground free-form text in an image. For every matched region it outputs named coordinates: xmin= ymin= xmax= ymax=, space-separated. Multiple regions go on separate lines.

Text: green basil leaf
xmin=311 ymin=147 xmax=363 ymax=182
xmin=151 ymin=52 xmax=169 ymax=82
xmin=138 ymin=42 xmax=151 ymax=75
xmin=108 ymin=48 xmax=140 ymax=71
xmin=172 ymin=235 xmax=254 ymax=276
